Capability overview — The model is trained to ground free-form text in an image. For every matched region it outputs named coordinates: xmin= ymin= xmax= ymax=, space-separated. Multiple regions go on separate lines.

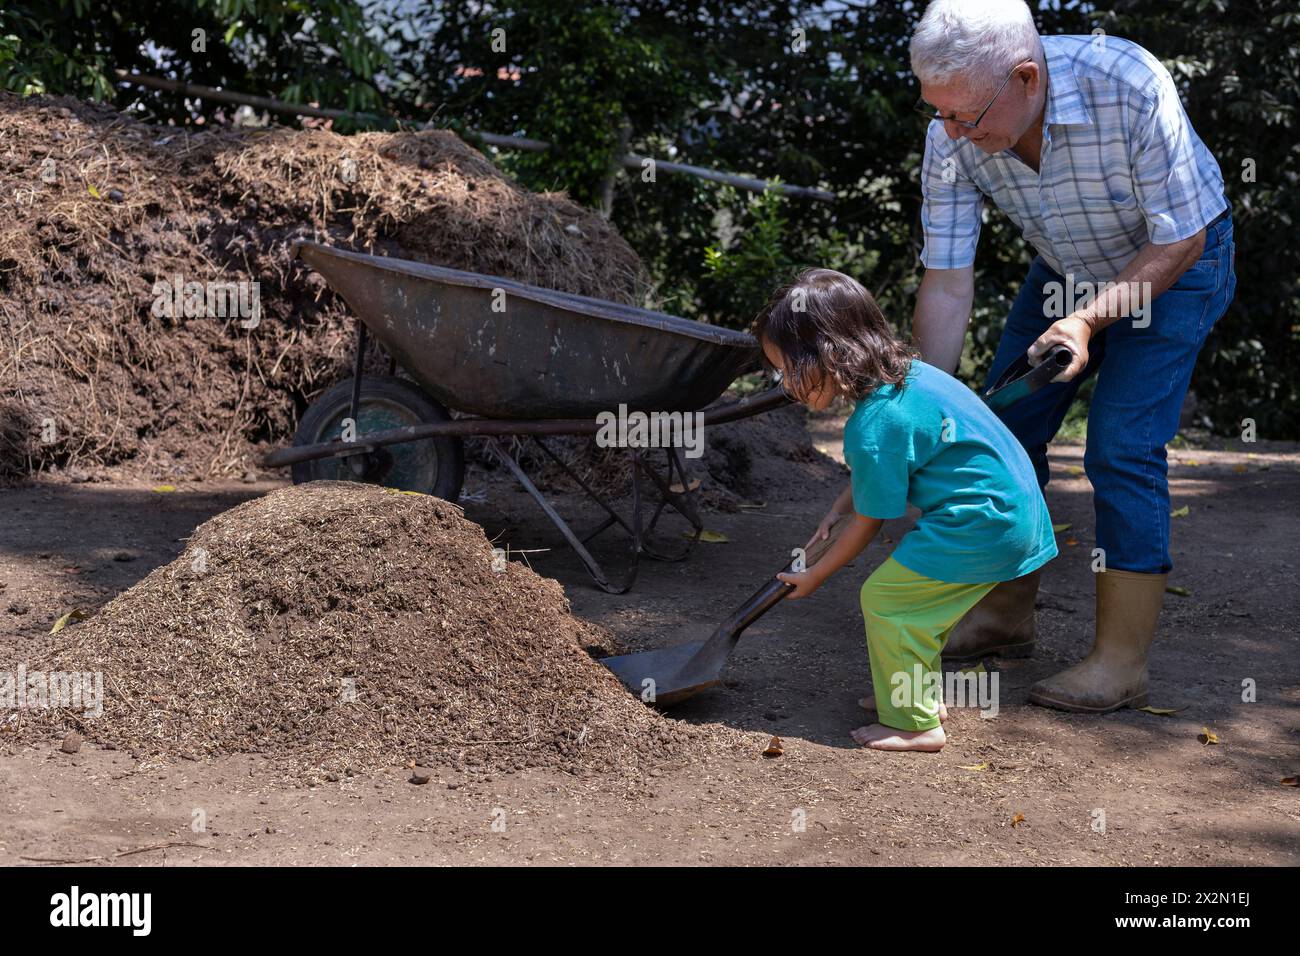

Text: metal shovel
xmin=601 ymin=515 xmax=853 ymax=706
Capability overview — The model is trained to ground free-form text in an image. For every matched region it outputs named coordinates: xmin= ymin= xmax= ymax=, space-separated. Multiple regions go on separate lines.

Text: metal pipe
xmin=115 ymin=71 xmax=835 ymax=202
xmin=619 ymin=151 xmax=836 ymax=202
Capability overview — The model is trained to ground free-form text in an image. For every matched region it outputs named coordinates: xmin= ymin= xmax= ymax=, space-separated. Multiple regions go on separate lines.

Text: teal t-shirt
xmin=844 ymin=360 xmax=1057 ymax=584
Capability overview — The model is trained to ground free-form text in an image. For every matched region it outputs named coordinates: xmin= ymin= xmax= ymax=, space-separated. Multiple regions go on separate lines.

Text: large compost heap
xmin=17 ymin=482 xmax=719 ymax=780
xmin=0 ymin=93 xmax=845 ymax=503
xmin=0 ymin=93 xmax=646 ymax=480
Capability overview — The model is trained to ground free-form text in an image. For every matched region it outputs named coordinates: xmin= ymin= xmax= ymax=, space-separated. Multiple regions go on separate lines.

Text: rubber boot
xmin=941 ymin=568 xmax=1041 ymax=663
xmin=1028 ymin=568 xmax=1167 ymax=713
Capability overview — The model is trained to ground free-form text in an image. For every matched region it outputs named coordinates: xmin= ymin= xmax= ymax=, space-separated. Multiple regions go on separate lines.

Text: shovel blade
xmin=600 ymin=639 xmax=723 ymax=707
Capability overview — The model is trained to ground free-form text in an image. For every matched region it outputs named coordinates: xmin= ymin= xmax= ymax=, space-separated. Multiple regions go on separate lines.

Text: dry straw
xmin=0 ymin=94 xmax=647 ymax=480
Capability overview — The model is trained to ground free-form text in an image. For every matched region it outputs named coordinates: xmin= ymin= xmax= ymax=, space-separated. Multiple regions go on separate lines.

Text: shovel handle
xmin=984 ymin=344 xmax=1073 ymax=411
xmin=722 ymin=514 xmax=856 ymax=636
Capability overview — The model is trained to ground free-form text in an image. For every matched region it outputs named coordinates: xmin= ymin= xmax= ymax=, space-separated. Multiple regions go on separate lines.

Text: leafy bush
xmin=5 ymin=0 xmax=1297 ymax=437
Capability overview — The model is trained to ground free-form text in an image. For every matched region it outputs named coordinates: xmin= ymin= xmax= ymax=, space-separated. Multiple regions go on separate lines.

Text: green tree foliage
xmin=1101 ymin=2 xmax=1300 ymax=437
xmin=0 ymin=0 xmax=388 ymax=125
xmin=3 ymin=1 xmax=1296 ymax=435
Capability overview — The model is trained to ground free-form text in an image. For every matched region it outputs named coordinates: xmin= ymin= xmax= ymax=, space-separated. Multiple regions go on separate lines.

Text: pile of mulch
xmin=0 ymin=93 xmax=647 ymax=481
xmin=12 ymin=482 xmax=734 ymax=781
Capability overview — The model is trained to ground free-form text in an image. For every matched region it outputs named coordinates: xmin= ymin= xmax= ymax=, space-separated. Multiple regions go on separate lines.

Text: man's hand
xmin=1029 ymin=313 xmax=1092 ymax=382
xmin=776 ymin=568 xmax=824 ymax=599
xmin=1025 ymin=228 xmax=1208 ymax=385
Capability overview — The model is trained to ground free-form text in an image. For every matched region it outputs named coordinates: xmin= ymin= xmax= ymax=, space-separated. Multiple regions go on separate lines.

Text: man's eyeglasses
xmin=912 ymin=64 xmax=1023 ymax=130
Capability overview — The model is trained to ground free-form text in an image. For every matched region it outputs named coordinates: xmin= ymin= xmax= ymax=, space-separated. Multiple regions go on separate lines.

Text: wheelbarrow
xmin=262 ymin=242 xmax=790 ymax=593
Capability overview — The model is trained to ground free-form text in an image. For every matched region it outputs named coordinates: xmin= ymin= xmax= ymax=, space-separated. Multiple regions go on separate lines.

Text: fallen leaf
xmin=1064 ymin=465 xmax=1085 ymax=475
xmin=1198 ymin=726 xmax=1219 ymax=745
xmin=1051 ymin=522 xmax=1072 ymax=533
xmin=959 ymin=762 xmax=989 ymax=772
xmin=1166 ymin=585 xmax=1191 ymax=597
xmin=762 ymin=736 xmax=784 ymax=758
xmin=50 ymin=609 xmax=88 ymax=634
xmin=691 ymin=530 xmax=729 ymax=543
xmin=1137 ymin=706 xmax=1183 ymax=716
xmin=1011 ymin=812 xmax=1026 ymax=827
xmin=1065 ymin=536 xmax=1078 ymax=546
xmin=668 ymin=478 xmax=701 ymax=494
xmin=1170 ymin=505 xmax=1190 ymax=518
xmin=87 ymin=184 xmax=101 ymax=199
xmin=1282 ymin=776 xmax=1298 ymax=787
xmin=1232 ymin=464 xmax=1248 ymax=474
xmin=151 ymin=484 xmax=177 ymax=493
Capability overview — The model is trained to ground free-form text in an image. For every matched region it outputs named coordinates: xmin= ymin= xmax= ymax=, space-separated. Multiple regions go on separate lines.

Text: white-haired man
xmin=906 ymin=0 xmax=1235 ymax=711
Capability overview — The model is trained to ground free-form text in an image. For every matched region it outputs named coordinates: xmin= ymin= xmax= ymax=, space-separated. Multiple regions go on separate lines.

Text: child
xmin=756 ymin=268 xmax=1057 ymax=752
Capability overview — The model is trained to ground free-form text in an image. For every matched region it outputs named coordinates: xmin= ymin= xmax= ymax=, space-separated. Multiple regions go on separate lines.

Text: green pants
xmin=861 ymin=557 xmax=997 ymax=732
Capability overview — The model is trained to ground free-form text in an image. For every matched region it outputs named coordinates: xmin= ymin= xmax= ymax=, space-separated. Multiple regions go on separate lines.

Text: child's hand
xmin=777 ymin=569 xmax=823 ymax=600
xmin=803 ymin=511 xmax=845 ymax=552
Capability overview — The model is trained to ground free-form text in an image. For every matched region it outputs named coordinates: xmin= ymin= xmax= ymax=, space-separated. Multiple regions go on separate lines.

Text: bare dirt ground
xmin=2 ymin=427 xmax=1298 ymax=866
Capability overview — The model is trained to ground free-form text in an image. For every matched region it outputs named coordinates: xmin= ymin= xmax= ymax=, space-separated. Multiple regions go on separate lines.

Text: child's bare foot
xmin=851 ymin=722 xmax=946 ymax=752
xmin=857 ymin=694 xmax=947 ymax=722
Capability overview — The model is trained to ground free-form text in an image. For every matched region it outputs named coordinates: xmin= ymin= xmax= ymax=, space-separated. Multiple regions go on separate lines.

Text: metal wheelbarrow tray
xmin=263 ymin=242 xmax=789 ymax=593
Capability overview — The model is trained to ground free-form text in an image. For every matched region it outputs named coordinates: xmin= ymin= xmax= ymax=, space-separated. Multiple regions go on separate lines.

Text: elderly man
xmin=907 ymin=0 xmax=1236 ymax=712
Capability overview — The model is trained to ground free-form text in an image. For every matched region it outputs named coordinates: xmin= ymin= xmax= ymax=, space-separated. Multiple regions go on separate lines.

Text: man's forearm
xmin=1081 ymin=229 xmax=1206 ymax=334
xmin=913 ymin=267 xmax=975 ymax=374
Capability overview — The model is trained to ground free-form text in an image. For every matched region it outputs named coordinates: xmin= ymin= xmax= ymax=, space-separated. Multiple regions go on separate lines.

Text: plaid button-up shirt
xmin=919 ymin=34 xmax=1228 ymax=284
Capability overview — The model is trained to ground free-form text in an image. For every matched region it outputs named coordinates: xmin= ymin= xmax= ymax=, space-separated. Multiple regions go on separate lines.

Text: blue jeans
xmin=987 ymin=212 xmax=1236 ymax=574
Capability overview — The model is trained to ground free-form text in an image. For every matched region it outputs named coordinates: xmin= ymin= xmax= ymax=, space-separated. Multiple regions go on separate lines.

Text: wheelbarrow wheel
xmin=291 ymin=375 xmax=465 ymax=501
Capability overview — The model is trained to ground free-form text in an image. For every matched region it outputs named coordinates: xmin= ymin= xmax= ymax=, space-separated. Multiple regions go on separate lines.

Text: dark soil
xmin=1 ymin=437 xmax=1297 ymax=864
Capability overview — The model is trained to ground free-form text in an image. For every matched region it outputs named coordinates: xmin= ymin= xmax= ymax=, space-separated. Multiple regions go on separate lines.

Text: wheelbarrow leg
xmin=644 ymin=447 xmax=704 ymax=541
xmin=529 ymin=438 xmax=633 ymax=544
xmin=485 ymin=437 xmax=638 ymax=594
xmin=532 ymin=440 xmax=698 ymax=562
xmin=628 ymin=448 xmax=702 ymax=559
xmin=528 ymin=438 xmax=659 ymax=554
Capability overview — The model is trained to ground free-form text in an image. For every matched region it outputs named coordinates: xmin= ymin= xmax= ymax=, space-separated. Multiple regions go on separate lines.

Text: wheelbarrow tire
xmin=291 ymin=375 xmax=465 ymax=501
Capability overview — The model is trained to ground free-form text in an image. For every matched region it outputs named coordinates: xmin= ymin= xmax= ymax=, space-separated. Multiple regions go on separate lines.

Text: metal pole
xmin=115 ymin=71 xmax=836 ymax=202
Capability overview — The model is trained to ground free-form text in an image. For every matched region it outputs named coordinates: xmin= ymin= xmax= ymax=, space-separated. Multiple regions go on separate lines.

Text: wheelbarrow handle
xmin=983 ymin=344 xmax=1074 ymax=412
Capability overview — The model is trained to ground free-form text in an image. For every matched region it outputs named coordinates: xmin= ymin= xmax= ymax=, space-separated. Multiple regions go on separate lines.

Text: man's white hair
xmin=910 ymin=0 xmax=1042 ymax=90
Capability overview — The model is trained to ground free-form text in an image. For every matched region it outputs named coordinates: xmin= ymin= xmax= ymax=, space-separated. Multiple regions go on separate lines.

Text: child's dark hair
xmin=753 ymin=268 xmax=917 ymax=400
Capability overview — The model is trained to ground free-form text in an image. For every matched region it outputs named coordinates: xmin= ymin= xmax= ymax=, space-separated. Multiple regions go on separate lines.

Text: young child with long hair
xmin=757 ymin=269 xmax=1056 ymax=752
